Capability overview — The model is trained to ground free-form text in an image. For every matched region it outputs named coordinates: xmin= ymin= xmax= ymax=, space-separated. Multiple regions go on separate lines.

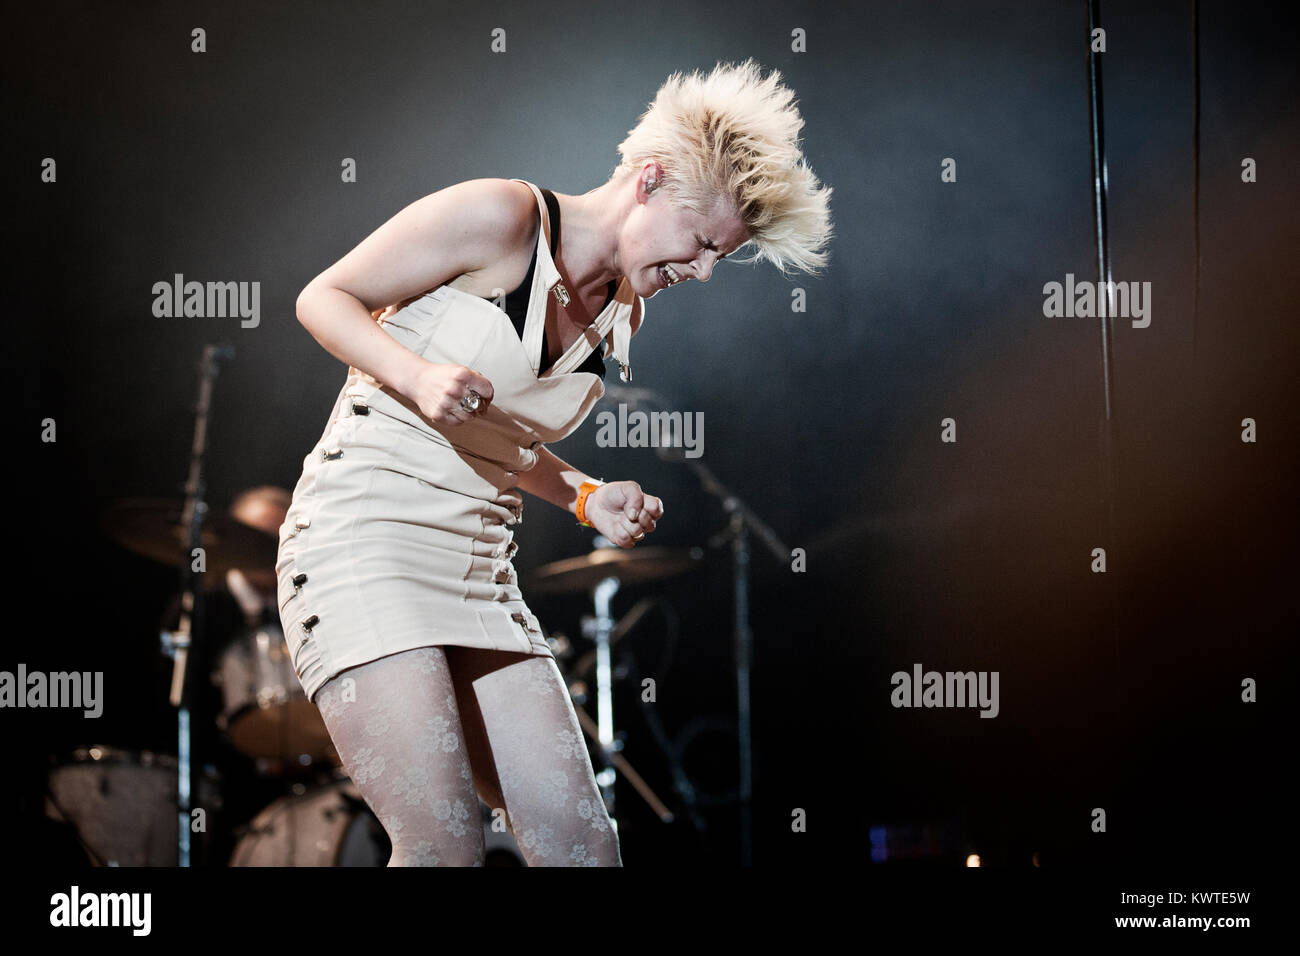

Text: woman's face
xmin=618 ymin=175 xmax=751 ymax=299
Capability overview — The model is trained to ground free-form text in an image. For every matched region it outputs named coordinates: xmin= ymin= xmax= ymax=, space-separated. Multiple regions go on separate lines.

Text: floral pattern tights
xmin=313 ymin=645 xmax=622 ymax=866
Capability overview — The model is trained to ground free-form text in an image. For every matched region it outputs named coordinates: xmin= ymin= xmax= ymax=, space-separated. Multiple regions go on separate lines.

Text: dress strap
xmin=510 ymin=180 xmax=559 ymax=377
xmin=509 ymin=178 xmax=634 ymax=381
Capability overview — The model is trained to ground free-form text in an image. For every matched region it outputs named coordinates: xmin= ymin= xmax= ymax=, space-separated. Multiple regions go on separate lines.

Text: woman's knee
xmin=583 ymin=833 xmax=622 ymax=867
xmin=381 ymin=794 xmax=488 ymax=866
xmin=506 ymin=801 xmax=623 ymax=866
xmin=389 ymin=832 xmax=485 ymax=867
xmin=312 ymin=648 xmax=488 ymax=866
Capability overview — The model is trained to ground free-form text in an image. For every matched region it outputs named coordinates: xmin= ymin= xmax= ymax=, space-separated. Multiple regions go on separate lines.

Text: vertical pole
xmin=733 ymin=512 xmax=753 ymax=865
xmin=1087 ymin=0 xmax=1118 ymax=545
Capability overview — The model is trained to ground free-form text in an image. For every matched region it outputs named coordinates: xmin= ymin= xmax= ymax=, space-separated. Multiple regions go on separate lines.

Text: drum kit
xmin=46 ymin=354 xmax=777 ymax=866
xmin=44 ymin=495 xmax=704 ymax=866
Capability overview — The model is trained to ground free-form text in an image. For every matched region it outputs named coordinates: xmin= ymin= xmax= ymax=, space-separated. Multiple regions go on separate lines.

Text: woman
xmin=276 ymin=58 xmax=832 ymax=866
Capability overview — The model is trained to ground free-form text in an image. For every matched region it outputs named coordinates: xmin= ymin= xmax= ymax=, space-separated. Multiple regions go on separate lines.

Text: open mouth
xmin=656 ymin=265 xmax=684 ymax=289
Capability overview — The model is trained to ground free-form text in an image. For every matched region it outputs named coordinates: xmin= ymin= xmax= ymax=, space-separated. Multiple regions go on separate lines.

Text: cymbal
xmin=528 ymin=546 xmax=702 ymax=595
xmin=100 ymin=497 xmax=279 ymax=578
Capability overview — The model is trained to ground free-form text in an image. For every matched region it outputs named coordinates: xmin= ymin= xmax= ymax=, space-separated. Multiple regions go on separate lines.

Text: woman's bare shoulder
xmin=437 ymin=177 xmax=538 ymax=245
xmin=437 ymin=178 xmax=541 ymax=296
xmin=299 ymin=177 xmax=539 ymax=312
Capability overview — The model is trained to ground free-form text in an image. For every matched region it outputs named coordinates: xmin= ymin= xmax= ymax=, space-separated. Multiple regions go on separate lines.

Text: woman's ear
xmin=638 ymin=161 xmax=663 ymax=202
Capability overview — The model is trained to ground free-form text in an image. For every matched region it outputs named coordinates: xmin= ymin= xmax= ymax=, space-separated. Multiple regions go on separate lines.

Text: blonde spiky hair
xmin=614 ymin=58 xmax=833 ymax=277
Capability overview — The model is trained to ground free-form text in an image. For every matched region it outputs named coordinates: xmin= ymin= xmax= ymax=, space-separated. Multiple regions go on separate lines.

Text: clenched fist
xmin=584 ymin=481 xmax=664 ymax=549
xmin=408 ymin=362 xmax=495 ymax=427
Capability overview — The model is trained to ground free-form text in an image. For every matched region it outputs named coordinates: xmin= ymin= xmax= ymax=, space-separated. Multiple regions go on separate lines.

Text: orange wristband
xmin=575 ymin=480 xmax=604 ymax=527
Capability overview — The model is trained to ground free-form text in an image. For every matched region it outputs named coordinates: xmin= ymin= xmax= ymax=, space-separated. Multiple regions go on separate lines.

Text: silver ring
xmin=459 ymin=389 xmax=481 ymax=414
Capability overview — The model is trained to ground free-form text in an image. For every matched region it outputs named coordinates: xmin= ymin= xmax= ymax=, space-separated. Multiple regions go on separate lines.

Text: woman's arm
xmin=514 ymin=446 xmax=598 ymax=516
xmin=294 ymin=178 xmax=536 ymax=416
xmin=516 ymin=446 xmax=663 ymax=548
xmin=295 ymin=285 xmax=434 ymax=398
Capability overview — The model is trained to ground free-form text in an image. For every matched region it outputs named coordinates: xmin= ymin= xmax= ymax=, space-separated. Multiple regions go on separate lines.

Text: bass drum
xmin=44 ymin=746 xmax=221 ymax=867
xmin=229 ymin=778 xmax=386 ymax=866
xmin=230 ymin=779 xmax=526 ymax=866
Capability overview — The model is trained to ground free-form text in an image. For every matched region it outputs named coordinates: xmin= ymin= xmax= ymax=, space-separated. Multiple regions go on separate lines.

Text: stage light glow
xmin=966 ymin=854 xmax=981 ymax=867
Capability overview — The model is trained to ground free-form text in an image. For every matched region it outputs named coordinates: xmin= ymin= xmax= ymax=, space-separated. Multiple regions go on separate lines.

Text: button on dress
xmin=275 ymin=179 xmax=645 ymax=703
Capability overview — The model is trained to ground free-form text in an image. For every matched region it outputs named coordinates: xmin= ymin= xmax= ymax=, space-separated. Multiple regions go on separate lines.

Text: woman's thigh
xmin=444 ymin=646 xmax=622 ymax=866
xmin=314 ymin=646 xmax=484 ymax=865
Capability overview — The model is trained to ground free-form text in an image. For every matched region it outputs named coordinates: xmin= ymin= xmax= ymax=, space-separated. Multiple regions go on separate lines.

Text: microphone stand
xmin=677 ymin=452 xmax=787 ymax=867
xmin=159 ymin=342 xmax=232 ymax=866
xmin=605 ymin=386 xmax=788 ymax=866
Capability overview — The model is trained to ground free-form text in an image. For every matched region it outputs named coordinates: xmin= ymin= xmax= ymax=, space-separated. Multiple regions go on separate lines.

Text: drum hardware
xmin=99 ymin=343 xmax=337 ymax=860
xmin=97 ymin=344 xmax=240 ymax=865
xmin=565 ymin=595 xmax=710 ymax=838
xmin=556 ymin=599 xmax=686 ymax=828
xmin=600 ymin=381 xmax=791 ymax=866
xmin=673 ymin=456 xmax=786 ymax=866
xmin=567 ymin=596 xmax=657 ymax=680
xmin=161 ymin=342 xmax=234 ymax=867
xmin=531 ymin=537 xmax=702 ymax=833
xmin=585 ymin=570 xmax=620 ymax=821
xmin=567 ymin=698 xmax=674 ymax=824
xmin=618 ymin=644 xmax=711 ymax=837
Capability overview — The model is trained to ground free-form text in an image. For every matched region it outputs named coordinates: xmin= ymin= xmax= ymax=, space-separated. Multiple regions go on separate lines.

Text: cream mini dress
xmin=275 ymin=179 xmax=644 ymax=702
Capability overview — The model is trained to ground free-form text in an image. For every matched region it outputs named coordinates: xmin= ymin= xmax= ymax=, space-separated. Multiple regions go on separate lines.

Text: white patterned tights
xmin=313 ymin=645 xmax=622 ymax=867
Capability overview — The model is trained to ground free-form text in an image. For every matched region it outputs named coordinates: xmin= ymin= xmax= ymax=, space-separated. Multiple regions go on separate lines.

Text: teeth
xmin=663 ymin=265 xmax=682 ymax=285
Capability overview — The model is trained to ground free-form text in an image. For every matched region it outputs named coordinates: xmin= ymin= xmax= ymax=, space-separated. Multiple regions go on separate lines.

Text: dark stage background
xmin=6 ymin=0 xmax=1295 ymax=878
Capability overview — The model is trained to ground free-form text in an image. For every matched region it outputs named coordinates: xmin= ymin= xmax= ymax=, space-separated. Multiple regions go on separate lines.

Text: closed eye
xmin=698 ymin=235 xmax=727 ymax=260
